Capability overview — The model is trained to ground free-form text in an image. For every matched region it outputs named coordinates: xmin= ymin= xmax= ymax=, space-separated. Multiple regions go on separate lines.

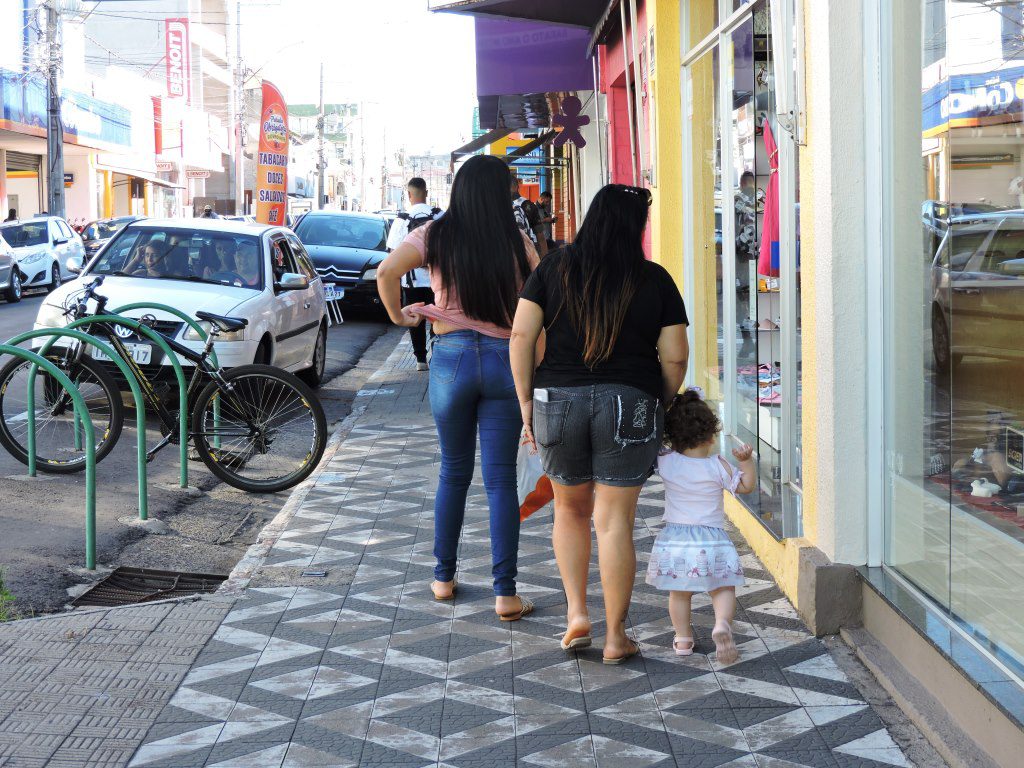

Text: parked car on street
xmin=293 ymin=210 xmax=389 ymax=313
xmin=930 ymin=210 xmax=1024 ymax=373
xmin=0 ymin=215 xmax=84 ymax=292
xmin=0 ymin=232 xmax=20 ymax=303
xmin=35 ymin=219 xmax=330 ymax=386
xmin=80 ymin=215 xmax=146 ymax=260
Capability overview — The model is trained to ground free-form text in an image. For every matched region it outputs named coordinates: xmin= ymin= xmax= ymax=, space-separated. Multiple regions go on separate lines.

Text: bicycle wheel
xmin=0 ymin=353 xmax=124 ymax=473
xmin=190 ymin=364 xmax=327 ymax=493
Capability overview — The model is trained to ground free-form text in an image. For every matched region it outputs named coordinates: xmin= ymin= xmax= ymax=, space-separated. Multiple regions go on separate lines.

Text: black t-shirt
xmin=520 ymin=252 xmax=688 ymax=401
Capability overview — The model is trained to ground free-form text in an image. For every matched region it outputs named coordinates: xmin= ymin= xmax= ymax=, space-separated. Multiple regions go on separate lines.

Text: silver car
xmin=0 ymin=233 xmax=19 ymax=303
xmin=0 ymin=216 xmax=85 ymax=293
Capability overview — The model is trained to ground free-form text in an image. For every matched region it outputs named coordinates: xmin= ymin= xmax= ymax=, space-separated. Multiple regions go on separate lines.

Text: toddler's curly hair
xmin=664 ymin=389 xmax=721 ymax=452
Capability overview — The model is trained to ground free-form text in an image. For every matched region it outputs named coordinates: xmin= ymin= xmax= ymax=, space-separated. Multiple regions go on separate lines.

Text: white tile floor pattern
xmin=126 ymin=342 xmax=915 ymax=768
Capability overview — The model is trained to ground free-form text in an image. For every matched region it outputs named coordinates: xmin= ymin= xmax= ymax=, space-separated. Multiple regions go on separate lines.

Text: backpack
xmin=400 ymin=207 xmax=442 ymax=288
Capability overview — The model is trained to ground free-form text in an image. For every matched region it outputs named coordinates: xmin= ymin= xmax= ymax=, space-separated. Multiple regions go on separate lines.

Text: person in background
xmin=386 ymin=177 xmax=442 ymax=371
xmin=376 ymin=154 xmax=540 ymax=620
xmin=537 ymin=190 xmax=557 ymax=251
xmin=3 ymin=209 xmax=16 ymax=223
xmin=511 ymin=175 xmax=548 ymax=258
xmin=510 ymin=184 xmax=689 ymax=664
xmin=199 ymin=204 xmax=219 ymax=219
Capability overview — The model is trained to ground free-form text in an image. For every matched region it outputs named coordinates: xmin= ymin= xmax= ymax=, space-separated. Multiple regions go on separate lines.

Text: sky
xmin=242 ymin=0 xmax=478 ymax=156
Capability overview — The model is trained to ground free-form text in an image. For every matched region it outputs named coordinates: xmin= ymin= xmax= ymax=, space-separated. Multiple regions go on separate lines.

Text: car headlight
xmin=36 ymin=303 xmax=67 ymax=328
xmin=20 ymin=251 xmax=46 ymax=264
xmin=183 ymin=320 xmax=245 ymax=342
xmin=362 ymin=269 xmax=377 ymax=281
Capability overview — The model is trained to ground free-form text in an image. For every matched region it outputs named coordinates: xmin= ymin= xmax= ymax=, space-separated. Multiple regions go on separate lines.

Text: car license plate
xmin=92 ymin=343 xmax=151 ymax=365
xmin=323 ymin=284 xmax=345 ymax=302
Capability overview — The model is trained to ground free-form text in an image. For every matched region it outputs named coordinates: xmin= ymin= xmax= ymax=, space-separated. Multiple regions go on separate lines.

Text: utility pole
xmin=45 ymin=1 xmax=65 ymax=217
xmin=316 ymin=61 xmax=325 ymax=210
xmin=233 ymin=0 xmax=244 ymax=213
xmin=359 ymin=101 xmax=365 ymax=211
xmin=380 ymin=125 xmax=386 ymax=210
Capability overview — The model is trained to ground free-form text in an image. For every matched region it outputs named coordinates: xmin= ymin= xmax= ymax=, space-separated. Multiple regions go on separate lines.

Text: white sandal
xmin=672 ymin=636 xmax=695 ymax=657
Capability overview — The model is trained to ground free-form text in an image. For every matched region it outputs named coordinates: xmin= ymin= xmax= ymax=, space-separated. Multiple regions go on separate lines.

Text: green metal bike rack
xmin=63 ymin=316 xmax=190 ymax=491
xmin=110 ymin=303 xmax=223 ymax=449
xmin=0 ymin=344 xmax=97 ymax=569
xmin=9 ymin=328 xmax=150 ymax=520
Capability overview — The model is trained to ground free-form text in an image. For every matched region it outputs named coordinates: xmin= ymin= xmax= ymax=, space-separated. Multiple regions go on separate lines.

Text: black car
xmin=293 ymin=210 xmax=389 ymax=313
xmin=81 ymin=216 xmax=146 ymax=260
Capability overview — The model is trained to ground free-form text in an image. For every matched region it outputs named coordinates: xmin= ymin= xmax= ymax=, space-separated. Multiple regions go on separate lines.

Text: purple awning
xmin=475 ymin=18 xmax=595 ymax=97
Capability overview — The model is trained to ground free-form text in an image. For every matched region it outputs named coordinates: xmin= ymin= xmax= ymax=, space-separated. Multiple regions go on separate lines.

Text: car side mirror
xmin=65 ymin=258 xmax=81 ymax=274
xmin=276 ymin=272 xmax=308 ymax=291
xmin=53 ymin=236 xmax=67 ymax=245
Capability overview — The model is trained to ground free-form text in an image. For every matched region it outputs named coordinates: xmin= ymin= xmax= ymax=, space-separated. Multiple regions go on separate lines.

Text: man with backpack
xmin=386 ymin=177 xmax=442 ymax=370
xmin=510 ymin=174 xmax=548 ymax=258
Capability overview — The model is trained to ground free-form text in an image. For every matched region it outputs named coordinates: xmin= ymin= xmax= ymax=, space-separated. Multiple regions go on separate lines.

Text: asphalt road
xmin=0 ymin=288 xmax=393 ymax=616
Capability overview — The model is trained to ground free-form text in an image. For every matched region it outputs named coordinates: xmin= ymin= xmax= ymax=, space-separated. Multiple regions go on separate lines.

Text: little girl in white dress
xmin=646 ymin=390 xmax=756 ymax=664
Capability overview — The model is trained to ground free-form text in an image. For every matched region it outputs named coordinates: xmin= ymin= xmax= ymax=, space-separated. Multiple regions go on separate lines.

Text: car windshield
xmin=86 ymin=220 xmax=129 ymax=240
xmin=90 ymin=227 xmax=264 ymax=290
xmin=295 ymin=216 xmax=385 ymax=250
xmin=0 ymin=222 xmax=48 ymax=247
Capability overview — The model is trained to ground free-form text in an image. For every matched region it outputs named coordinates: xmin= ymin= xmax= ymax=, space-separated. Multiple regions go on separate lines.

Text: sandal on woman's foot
xmin=603 ymin=639 xmax=640 ymax=665
xmin=560 ymin=628 xmax=593 ymax=651
xmin=672 ymin=636 xmax=695 ymax=657
xmin=497 ymin=595 xmax=534 ymax=621
xmin=712 ymin=621 xmax=738 ymax=665
xmin=430 ymin=580 xmax=457 ymax=601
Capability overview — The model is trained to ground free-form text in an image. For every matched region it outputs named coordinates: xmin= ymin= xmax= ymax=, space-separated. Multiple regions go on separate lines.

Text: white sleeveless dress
xmin=645 ymin=452 xmax=746 ymax=592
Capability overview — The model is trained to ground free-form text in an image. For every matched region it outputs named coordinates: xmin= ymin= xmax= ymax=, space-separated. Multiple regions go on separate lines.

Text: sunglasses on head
xmin=622 ymin=186 xmax=653 ymax=206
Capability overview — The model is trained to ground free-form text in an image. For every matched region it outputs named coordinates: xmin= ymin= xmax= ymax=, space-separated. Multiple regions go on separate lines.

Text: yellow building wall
xmin=647 ymin=0 xmax=683 ymax=281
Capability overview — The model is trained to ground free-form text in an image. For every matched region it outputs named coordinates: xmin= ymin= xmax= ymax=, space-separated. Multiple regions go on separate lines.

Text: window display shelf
xmin=758 ymin=405 xmax=781 ymax=451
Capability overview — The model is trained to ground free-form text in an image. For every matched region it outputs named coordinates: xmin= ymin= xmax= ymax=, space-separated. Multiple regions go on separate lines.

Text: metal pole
xmin=232 ymin=0 xmax=244 ymax=213
xmin=619 ymin=1 xmax=639 ymax=186
xmin=317 ymin=61 xmax=325 ymax=209
xmin=45 ymin=1 xmax=65 ymax=217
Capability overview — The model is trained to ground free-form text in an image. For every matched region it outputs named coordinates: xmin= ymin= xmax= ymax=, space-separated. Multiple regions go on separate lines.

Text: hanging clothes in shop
xmin=758 ymin=117 xmax=781 ymax=277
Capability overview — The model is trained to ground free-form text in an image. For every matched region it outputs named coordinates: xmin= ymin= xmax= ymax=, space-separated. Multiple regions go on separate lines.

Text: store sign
xmin=923 ymin=65 xmax=1024 ymax=137
xmin=552 ymin=95 xmax=589 ymax=148
xmin=155 ymin=161 xmax=174 ymax=172
xmin=63 ymin=173 xmax=74 ymax=186
xmin=165 ymin=18 xmax=191 ymax=104
xmin=185 ymin=169 xmax=210 ymax=179
xmin=1007 ymin=425 xmax=1024 ymax=474
xmin=255 ymin=80 xmax=289 ymax=226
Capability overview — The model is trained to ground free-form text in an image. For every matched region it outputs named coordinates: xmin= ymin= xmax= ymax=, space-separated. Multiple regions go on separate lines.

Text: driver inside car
xmin=233 ymin=241 xmax=261 ymax=287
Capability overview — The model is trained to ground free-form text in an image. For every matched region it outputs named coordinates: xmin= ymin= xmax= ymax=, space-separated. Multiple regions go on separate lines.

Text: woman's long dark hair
xmin=559 ymin=184 xmax=650 ymax=367
xmin=425 ymin=155 xmax=531 ymax=326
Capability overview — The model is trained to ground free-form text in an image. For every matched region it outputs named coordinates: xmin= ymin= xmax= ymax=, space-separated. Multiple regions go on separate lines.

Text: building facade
xmin=436 ymin=0 xmax=1024 ymax=762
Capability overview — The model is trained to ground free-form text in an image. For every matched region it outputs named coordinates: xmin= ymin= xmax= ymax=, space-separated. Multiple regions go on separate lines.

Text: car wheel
xmin=4 ymin=270 xmax=21 ymax=303
xmin=47 ymin=263 xmax=60 ymax=293
xmin=298 ymin=325 xmax=327 ymax=388
xmin=931 ymin=310 xmax=961 ymax=373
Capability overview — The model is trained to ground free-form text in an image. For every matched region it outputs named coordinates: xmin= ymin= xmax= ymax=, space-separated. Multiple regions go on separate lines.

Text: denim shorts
xmin=533 ymin=384 xmax=663 ymax=487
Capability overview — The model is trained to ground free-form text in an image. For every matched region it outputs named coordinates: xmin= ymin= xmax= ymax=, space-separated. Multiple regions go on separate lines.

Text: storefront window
xmin=684 ymin=0 xmax=802 ymax=538
xmin=884 ymin=0 xmax=1024 ymax=677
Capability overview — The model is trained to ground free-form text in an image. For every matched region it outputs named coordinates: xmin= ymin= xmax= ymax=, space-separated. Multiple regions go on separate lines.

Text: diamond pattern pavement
xmin=120 ymin=339 xmax=915 ymax=768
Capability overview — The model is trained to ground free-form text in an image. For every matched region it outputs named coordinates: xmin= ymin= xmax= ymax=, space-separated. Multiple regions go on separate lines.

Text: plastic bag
xmin=517 ymin=437 xmax=553 ymax=520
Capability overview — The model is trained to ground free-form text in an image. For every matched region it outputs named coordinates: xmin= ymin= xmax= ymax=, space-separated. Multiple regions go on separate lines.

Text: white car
xmin=0 ymin=233 xmax=20 ymax=303
xmin=0 ymin=216 xmax=85 ymax=292
xmin=35 ymin=219 xmax=330 ymax=386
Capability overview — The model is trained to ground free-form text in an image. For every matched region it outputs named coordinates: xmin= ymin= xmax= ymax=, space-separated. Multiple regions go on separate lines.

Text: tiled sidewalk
xmin=123 ymin=339 xmax=915 ymax=768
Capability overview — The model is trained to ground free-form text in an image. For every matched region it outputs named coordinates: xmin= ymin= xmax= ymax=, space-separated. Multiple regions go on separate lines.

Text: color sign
xmin=165 ymin=18 xmax=191 ymax=104
xmin=255 ymin=80 xmax=289 ymax=226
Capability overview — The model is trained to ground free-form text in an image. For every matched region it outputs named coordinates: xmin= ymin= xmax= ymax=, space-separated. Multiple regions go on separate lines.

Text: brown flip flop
xmin=603 ymin=639 xmax=641 ymax=665
xmin=497 ymin=595 xmax=534 ymax=621
xmin=430 ymin=580 xmax=457 ymax=601
xmin=560 ymin=628 xmax=593 ymax=651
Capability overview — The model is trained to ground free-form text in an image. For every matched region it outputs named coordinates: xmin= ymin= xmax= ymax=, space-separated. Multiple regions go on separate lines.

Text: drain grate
xmin=72 ymin=566 xmax=228 ymax=608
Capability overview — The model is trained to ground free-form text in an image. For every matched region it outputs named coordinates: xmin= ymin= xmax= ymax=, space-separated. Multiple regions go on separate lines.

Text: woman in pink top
xmin=377 ymin=155 xmax=539 ymax=620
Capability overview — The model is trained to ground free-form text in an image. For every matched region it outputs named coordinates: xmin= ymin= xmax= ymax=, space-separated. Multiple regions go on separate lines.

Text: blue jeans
xmin=429 ymin=330 xmax=522 ymax=596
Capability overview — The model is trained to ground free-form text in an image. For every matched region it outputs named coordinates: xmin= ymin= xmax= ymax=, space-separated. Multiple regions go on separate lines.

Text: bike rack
xmin=110 ymin=303 xmax=222 ymax=449
xmin=63 ymin=316 xmax=190 ymax=491
xmin=9 ymin=328 xmax=151 ymax=521
xmin=0 ymin=344 xmax=98 ymax=569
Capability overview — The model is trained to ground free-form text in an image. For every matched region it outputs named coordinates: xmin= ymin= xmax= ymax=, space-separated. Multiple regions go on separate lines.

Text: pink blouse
xmin=402 ymin=222 xmax=540 ymax=339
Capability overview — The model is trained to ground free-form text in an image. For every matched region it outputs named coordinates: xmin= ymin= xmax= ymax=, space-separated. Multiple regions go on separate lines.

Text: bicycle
xmin=0 ymin=276 xmax=328 ymax=493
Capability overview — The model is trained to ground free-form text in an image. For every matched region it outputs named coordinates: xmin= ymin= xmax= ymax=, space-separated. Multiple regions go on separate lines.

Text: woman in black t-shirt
xmin=510 ymin=184 xmax=689 ymax=664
